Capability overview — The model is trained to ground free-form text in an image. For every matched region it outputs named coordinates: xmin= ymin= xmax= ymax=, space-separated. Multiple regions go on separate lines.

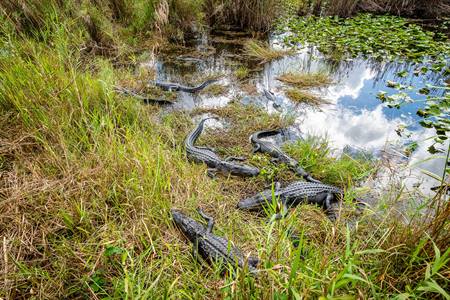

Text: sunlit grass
xmin=0 ymin=1 xmax=449 ymax=299
xmin=244 ymin=40 xmax=292 ymax=63
xmin=277 ymin=72 xmax=332 ymax=88
xmin=284 ymin=88 xmax=329 ymax=105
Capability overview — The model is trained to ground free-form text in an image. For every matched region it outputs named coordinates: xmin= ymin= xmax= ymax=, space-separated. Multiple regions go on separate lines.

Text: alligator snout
xmin=238 ymin=165 xmax=260 ymax=177
xmin=170 ymin=209 xmax=185 ymax=226
xmin=236 ymin=196 xmax=264 ymax=210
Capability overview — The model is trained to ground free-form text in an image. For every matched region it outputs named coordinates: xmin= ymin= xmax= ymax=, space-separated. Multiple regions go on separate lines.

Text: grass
xmin=244 ymin=40 xmax=292 ymax=63
xmin=1 ymin=1 xmax=449 ymax=299
xmin=199 ymin=84 xmax=228 ymax=96
xmin=285 ymin=88 xmax=329 ymax=105
xmin=234 ymin=65 xmax=250 ymax=80
xmin=277 ymin=72 xmax=332 ymax=88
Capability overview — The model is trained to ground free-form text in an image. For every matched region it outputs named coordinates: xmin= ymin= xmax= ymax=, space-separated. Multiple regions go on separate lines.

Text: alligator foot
xmin=197 ymin=208 xmax=215 ymax=233
xmin=304 ymin=175 xmax=322 ymax=184
xmin=207 ymin=168 xmax=217 ymax=178
xmin=252 ymin=144 xmax=261 ymax=153
xmin=247 ymin=256 xmax=259 ymax=268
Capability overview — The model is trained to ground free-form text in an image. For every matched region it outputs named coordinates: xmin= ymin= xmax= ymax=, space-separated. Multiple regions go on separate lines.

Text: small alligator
xmin=250 ymin=129 xmax=321 ymax=183
xmin=185 ymin=118 xmax=260 ymax=177
xmin=237 ymin=181 xmax=342 ymax=220
xmin=263 ymin=89 xmax=282 ymax=110
xmin=114 ymin=86 xmax=174 ymax=104
xmin=171 ymin=208 xmax=259 ymax=273
xmin=156 ymin=79 xmax=218 ymax=93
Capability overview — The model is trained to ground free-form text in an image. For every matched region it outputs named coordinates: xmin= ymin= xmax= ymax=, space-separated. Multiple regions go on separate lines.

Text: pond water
xmin=143 ymin=32 xmax=449 ymax=196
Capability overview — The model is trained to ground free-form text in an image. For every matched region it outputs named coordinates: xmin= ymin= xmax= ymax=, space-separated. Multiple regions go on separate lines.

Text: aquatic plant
xmin=278 ymin=72 xmax=332 ymax=88
xmin=299 ymin=0 xmax=450 ymax=18
xmin=282 ymin=14 xmax=450 ymax=67
xmin=284 ymin=88 xmax=328 ymax=105
xmin=378 ymin=84 xmax=450 ymax=154
xmin=244 ymin=39 xmax=292 ymax=63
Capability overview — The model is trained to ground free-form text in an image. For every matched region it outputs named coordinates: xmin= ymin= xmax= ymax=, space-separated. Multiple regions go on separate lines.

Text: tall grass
xmin=204 ymin=0 xmax=281 ymax=32
xmin=300 ymin=0 xmax=450 ymax=18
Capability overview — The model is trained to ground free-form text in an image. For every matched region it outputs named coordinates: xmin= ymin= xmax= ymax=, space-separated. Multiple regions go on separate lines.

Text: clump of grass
xmin=234 ymin=65 xmax=250 ymax=80
xmin=243 ymin=40 xmax=292 ymax=63
xmin=194 ymin=102 xmax=293 ymax=156
xmin=283 ymin=136 xmax=376 ymax=186
xmin=277 ymin=72 xmax=332 ymax=88
xmin=200 ymin=84 xmax=228 ymax=96
xmin=285 ymin=88 xmax=329 ymax=105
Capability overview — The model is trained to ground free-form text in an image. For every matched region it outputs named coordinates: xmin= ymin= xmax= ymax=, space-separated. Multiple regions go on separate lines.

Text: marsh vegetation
xmin=0 ymin=0 xmax=448 ymax=299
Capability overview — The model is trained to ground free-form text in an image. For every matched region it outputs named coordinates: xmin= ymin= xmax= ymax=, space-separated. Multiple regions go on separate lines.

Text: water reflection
xmin=148 ymin=34 xmax=448 ymax=194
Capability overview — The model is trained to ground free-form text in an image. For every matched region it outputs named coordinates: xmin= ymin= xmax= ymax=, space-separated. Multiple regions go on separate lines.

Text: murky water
xmin=142 ymin=32 xmax=449 ymax=195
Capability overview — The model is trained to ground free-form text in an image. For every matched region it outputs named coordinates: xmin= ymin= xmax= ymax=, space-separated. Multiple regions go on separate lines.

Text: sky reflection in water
xmin=152 ymin=36 xmax=448 ymax=194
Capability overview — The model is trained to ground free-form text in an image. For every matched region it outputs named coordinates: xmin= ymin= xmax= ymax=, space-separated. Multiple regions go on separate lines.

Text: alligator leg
xmin=323 ymin=193 xmax=334 ymax=211
xmin=197 ymin=208 xmax=215 ymax=233
xmin=224 ymin=156 xmax=246 ymax=162
xmin=207 ymin=168 xmax=217 ymax=178
xmin=252 ymin=144 xmax=261 ymax=153
xmin=247 ymin=256 xmax=259 ymax=268
xmin=270 ymin=158 xmax=280 ymax=164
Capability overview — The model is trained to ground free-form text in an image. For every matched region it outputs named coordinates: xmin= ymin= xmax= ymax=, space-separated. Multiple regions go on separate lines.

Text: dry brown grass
xmin=244 ymin=40 xmax=292 ymax=63
xmin=277 ymin=72 xmax=332 ymax=88
xmin=285 ymin=88 xmax=329 ymax=105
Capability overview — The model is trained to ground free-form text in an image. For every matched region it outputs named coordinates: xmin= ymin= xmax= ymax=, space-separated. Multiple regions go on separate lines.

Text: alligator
xmin=114 ymin=86 xmax=174 ymax=104
xmin=250 ymin=129 xmax=321 ymax=183
xmin=155 ymin=79 xmax=218 ymax=93
xmin=237 ymin=181 xmax=343 ymax=220
xmin=171 ymin=208 xmax=259 ymax=273
xmin=185 ymin=118 xmax=260 ymax=177
xmin=263 ymin=89 xmax=282 ymax=110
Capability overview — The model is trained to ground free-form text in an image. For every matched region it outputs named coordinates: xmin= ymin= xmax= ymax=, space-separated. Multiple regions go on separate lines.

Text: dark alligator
xmin=237 ymin=181 xmax=343 ymax=220
xmin=185 ymin=118 xmax=260 ymax=177
xmin=250 ymin=129 xmax=321 ymax=183
xmin=114 ymin=86 xmax=174 ymax=104
xmin=171 ymin=208 xmax=259 ymax=273
xmin=156 ymin=79 xmax=218 ymax=93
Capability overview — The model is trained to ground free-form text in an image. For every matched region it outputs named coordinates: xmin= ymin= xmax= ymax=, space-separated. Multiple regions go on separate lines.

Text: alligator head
xmin=219 ymin=161 xmax=260 ymax=176
xmin=171 ymin=209 xmax=205 ymax=242
xmin=236 ymin=189 xmax=274 ymax=210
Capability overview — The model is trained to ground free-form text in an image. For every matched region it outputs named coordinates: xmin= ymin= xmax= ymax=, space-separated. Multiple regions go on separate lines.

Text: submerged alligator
xmin=171 ymin=208 xmax=259 ymax=273
xmin=185 ymin=118 xmax=260 ymax=177
xmin=156 ymin=79 xmax=218 ymax=93
xmin=250 ymin=129 xmax=321 ymax=183
xmin=114 ymin=86 xmax=174 ymax=104
xmin=237 ymin=181 xmax=343 ymax=220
